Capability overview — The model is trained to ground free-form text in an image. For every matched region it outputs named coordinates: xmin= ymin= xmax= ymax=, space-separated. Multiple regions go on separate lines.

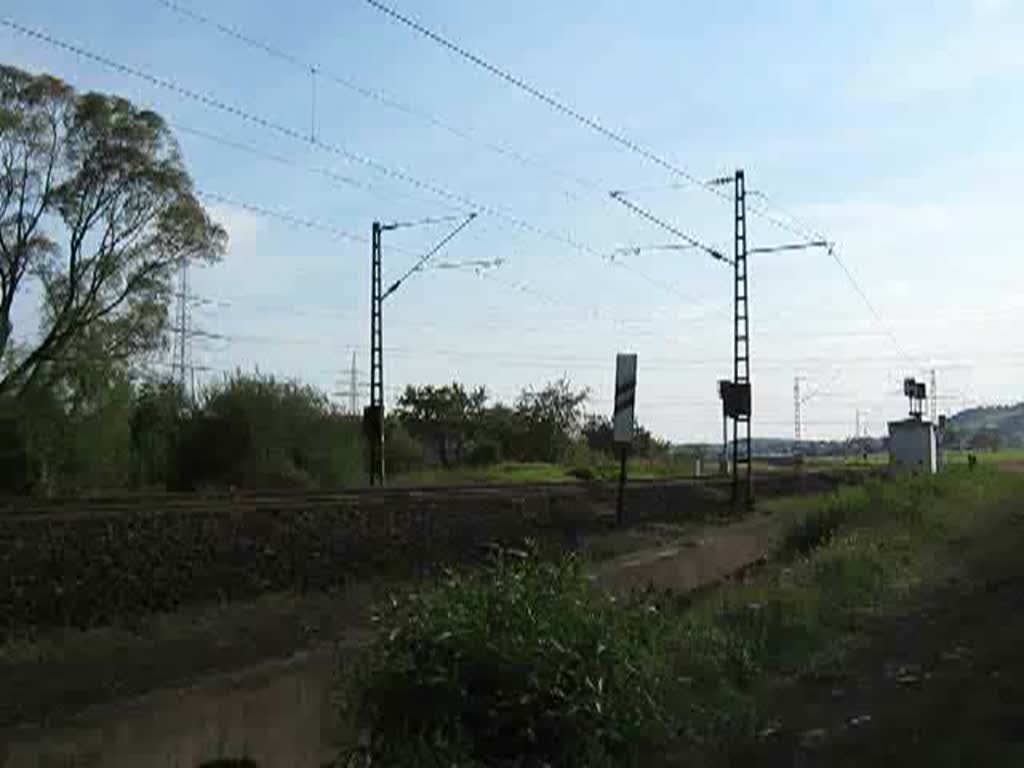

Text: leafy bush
xmin=561 ymin=441 xmax=617 ymax=482
xmin=383 ymin=418 xmax=423 ymax=475
xmin=566 ymin=465 xmax=595 ymax=481
xmin=781 ymin=493 xmax=858 ymax=556
xmin=344 ymin=553 xmax=676 ymax=767
xmin=0 ymin=371 xmax=135 ymax=495
xmin=467 ymin=436 xmax=502 ymax=466
xmin=177 ymin=373 xmax=363 ymax=490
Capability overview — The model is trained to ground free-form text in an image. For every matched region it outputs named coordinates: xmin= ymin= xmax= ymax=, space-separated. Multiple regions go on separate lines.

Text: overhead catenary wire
xmin=361 ymin=2 xmax=920 ymax=373
xmin=153 ymin=0 xmax=603 ymax=201
xmin=174 ymin=123 xmax=466 ymax=214
xmin=362 ymin=0 xmax=719 ymax=197
xmin=178 ymin=194 xmax=722 ymax=347
xmin=431 ymin=258 xmax=504 ymax=271
xmin=362 ymin=0 xmax=841 ymax=244
xmin=747 ymin=241 xmax=831 ymax=256
xmin=609 ymin=190 xmax=731 ymax=265
xmin=0 ymin=19 xmax=481 ymax=216
xmin=151 ymin=0 xmax=753 ymax=319
xmin=186 ymin=284 xmax=906 ymax=345
xmin=382 ymin=213 xmax=478 ymax=299
xmin=748 ymin=188 xmax=922 ymax=370
xmin=195 ymin=190 xmax=380 ymax=247
xmin=0 ymin=16 xmax=700 ymax=306
xmin=384 ymin=214 xmax=472 ymax=231
xmin=606 ymin=243 xmax=700 ymax=260
xmin=174 ymin=333 xmax=1022 ymax=371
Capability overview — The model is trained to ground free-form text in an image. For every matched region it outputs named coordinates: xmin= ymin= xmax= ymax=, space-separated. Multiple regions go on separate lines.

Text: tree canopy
xmin=0 ymin=64 xmax=226 ymax=397
xmin=396 ymin=382 xmax=488 ymax=466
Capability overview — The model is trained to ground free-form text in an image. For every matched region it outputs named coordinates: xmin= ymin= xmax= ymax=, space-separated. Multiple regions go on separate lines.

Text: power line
xmin=155 ymin=0 xmax=757 ymax=321
xmin=362 ymin=0 xmax=718 ymax=198
xmin=0 ymin=16 xmax=698 ymax=306
xmin=382 ymin=213 xmax=478 ymax=299
xmin=609 ymin=190 xmax=731 ymax=265
xmin=195 ymin=190 xmax=369 ymax=245
xmin=385 ymin=214 xmax=472 ymax=231
xmin=174 ymin=123 xmax=464 ymax=213
xmin=744 ymin=188 xmax=921 ymax=371
xmin=747 ymin=241 xmax=830 ymax=256
xmin=358 ymin=5 xmax=915 ymax=377
xmin=191 ymin=294 xmax=357 ymax=319
xmin=181 ymin=335 xmax=1024 ymax=369
xmin=360 ymin=2 xmax=821 ymax=245
xmin=188 ymin=284 xmax=900 ymax=345
xmin=0 ymin=18 xmax=478 ymax=216
xmin=178 ymin=124 xmax=520 ymax=266
xmin=360 ymin=2 xmax=920 ymax=375
xmin=827 ymin=244 xmax=921 ymax=370
xmin=153 ymin=0 xmax=604 ymax=200
xmin=431 ymin=258 xmax=504 ymax=272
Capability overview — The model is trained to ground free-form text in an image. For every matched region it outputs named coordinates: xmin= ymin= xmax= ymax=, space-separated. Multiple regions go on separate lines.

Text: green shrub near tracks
xmin=342 ymin=553 xmax=677 ymax=767
xmin=341 ymin=468 xmax=1023 ymax=766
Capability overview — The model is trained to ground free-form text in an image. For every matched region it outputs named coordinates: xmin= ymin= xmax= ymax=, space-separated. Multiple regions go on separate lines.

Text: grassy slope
xmin=736 ymin=470 xmax=1024 ymax=766
xmin=681 ymin=467 xmax=1024 ymax=763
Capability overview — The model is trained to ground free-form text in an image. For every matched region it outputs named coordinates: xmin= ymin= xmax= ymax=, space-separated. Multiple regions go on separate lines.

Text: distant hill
xmin=946 ymin=403 xmax=1024 ymax=448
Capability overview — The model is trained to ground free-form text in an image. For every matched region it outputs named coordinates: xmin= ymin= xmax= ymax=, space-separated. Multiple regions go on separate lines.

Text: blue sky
xmin=3 ymin=0 xmax=1022 ymax=441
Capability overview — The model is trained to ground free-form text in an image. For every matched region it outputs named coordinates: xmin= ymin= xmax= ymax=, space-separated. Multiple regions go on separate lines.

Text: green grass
xmin=944 ymin=447 xmax=1024 ymax=464
xmin=803 ymin=452 xmax=889 ymax=469
xmin=392 ymin=456 xmax=701 ymax=486
xmin=630 ymin=455 xmax=700 ymax=479
xmin=392 ymin=461 xmax=575 ymax=486
xmin=340 ymin=468 xmax=1024 ymax=765
xmin=640 ymin=468 xmax=1021 ymax=758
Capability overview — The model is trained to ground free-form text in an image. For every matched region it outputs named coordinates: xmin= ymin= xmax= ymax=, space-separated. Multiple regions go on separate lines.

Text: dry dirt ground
xmin=733 ymin=505 xmax=1024 ymax=767
xmin=0 ymin=585 xmax=378 ymax=731
xmin=588 ymin=514 xmax=779 ymax=594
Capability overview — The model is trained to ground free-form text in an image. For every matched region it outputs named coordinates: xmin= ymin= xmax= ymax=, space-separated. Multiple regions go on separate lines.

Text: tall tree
xmin=0 ymin=64 xmax=226 ymax=396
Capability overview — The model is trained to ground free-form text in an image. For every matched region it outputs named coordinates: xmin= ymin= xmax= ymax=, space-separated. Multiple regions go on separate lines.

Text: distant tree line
xmin=1 ymin=371 xmax=361 ymax=494
xmin=0 ymin=370 xmax=675 ymax=495
xmin=393 ymin=379 xmax=672 ymax=470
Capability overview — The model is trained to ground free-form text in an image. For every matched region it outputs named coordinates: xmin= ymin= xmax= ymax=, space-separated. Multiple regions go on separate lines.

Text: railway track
xmin=0 ymin=469 xmax=866 ymax=518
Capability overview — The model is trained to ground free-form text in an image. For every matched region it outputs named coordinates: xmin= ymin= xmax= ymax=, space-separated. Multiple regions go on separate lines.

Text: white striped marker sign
xmin=613 ymin=353 xmax=637 ymax=444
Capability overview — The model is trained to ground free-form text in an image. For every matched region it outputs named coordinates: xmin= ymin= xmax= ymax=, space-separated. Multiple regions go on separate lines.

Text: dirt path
xmin=0 ymin=585 xmax=379 ymax=732
xmin=734 ymin=507 xmax=1024 ymax=766
xmin=589 ymin=515 xmax=780 ymax=594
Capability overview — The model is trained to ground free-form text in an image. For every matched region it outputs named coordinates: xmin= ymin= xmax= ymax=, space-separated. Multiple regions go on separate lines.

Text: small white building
xmin=888 ymin=418 xmax=937 ymax=474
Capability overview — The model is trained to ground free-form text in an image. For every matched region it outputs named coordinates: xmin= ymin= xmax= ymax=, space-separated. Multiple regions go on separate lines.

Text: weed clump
xmin=343 ymin=551 xmax=676 ymax=767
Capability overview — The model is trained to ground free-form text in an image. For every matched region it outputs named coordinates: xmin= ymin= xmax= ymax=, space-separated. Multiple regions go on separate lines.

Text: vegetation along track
xmin=0 ymin=470 xmax=872 ymax=737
